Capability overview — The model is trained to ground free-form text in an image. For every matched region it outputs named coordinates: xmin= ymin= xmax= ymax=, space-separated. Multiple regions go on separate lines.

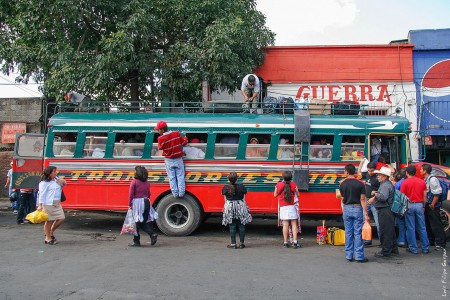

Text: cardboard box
xmin=309 ymin=99 xmax=331 ymax=115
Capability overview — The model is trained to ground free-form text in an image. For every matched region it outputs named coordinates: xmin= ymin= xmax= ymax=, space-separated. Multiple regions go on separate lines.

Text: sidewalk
xmin=0 ymin=198 xmax=11 ymax=210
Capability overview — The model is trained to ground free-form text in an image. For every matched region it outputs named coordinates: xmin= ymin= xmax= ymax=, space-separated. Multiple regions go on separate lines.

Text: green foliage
xmin=0 ymin=0 xmax=274 ymax=103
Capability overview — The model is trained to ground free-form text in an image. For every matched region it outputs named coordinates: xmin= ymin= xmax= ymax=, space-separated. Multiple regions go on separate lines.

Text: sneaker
xmin=227 ymin=244 xmax=237 ymax=249
xmin=293 ymin=242 xmax=301 ymax=249
xmin=128 ymin=243 xmax=141 ymax=247
xmin=422 ymin=250 xmax=430 ymax=254
xmin=356 ymin=258 xmax=369 ymax=263
xmin=150 ymin=234 xmax=158 ymax=246
xmin=397 ymin=243 xmax=407 ymax=248
xmin=406 ymin=248 xmax=418 ymax=254
xmin=13 ymin=210 xmax=18 ymax=214
xmin=346 ymin=258 xmax=354 ymax=262
xmin=239 ymin=244 xmax=246 ymax=249
xmin=283 ymin=242 xmax=290 ymax=248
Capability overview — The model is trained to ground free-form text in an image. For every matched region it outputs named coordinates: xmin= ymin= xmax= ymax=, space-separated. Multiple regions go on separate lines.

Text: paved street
xmin=0 ymin=205 xmax=448 ymax=300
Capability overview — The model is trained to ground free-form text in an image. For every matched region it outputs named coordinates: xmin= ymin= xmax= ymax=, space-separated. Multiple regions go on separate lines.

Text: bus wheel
xmin=156 ymin=194 xmax=202 ymax=236
xmin=440 ymin=206 xmax=450 ymax=238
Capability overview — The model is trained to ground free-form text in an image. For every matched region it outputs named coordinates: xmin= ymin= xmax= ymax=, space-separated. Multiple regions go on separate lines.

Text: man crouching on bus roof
xmin=154 ymin=121 xmax=188 ymax=198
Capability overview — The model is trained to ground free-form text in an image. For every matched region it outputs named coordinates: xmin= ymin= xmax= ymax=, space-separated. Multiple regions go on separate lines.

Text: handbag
xmin=60 ymin=190 xmax=67 ymax=202
xmin=326 ymin=227 xmax=346 ymax=246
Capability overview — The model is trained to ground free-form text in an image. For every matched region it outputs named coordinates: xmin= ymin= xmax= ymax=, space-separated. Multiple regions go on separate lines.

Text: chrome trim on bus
xmin=49 ymin=160 xmax=346 ymax=173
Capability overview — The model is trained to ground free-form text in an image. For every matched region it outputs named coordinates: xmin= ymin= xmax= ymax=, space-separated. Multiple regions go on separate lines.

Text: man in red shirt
xmin=400 ymin=165 xmax=430 ymax=254
xmin=155 ymin=121 xmax=188 ymax=198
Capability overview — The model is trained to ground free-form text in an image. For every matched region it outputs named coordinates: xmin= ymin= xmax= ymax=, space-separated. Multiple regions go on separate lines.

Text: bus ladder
xmin=293 ymin=110 xmax=310 ymax=191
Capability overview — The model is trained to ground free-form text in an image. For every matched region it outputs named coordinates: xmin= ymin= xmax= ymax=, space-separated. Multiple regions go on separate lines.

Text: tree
xmin=0 ymin=0 xmax=274 ymax=106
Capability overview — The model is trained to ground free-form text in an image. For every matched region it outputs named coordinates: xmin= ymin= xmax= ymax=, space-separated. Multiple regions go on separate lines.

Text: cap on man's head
xmin=154 ymin=121 xmax=167 ymax=130
xmin=190 ymin=138 xmax=200 ymax=143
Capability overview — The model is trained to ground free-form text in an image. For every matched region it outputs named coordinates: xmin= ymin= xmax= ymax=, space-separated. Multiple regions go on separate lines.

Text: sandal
xmin=44 ymin=239 xmax=56 ymax=245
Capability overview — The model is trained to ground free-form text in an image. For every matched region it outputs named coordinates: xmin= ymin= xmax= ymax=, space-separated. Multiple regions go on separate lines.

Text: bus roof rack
xmin=53 ymin=100 xmax=373 ymax=116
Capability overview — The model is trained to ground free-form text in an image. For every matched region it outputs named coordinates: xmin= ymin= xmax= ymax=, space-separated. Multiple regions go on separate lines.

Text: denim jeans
xmin=396 ymin=215 xmax=407 ymax=246
xmin=229 ymin=218 xmax=246 ymax=245
xmin=405 ymin=202 xmax=430 ymax=253
xmin=164 ymin=157 xmax=186 ymax=197
xmin=343 ymin=205 xmax=365 ymax=260
xmin=17 ymin=192 xmax=33 ymax=223
xmin=368 ymin=204 xmax=380 ymax=239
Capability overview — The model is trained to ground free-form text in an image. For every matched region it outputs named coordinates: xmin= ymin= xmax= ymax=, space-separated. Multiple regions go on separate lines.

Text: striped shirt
xmin=157 ymin=131 xmax=188 ymax=158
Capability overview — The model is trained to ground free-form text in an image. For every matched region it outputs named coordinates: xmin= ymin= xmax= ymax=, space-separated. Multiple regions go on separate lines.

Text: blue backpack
xmin=427 ymin=176 xmax=449 ymax=204
xmin=391 ymin=189 xmax=411 ymax=217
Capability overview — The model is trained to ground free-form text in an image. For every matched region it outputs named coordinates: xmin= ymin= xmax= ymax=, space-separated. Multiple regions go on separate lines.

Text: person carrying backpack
xmin=420 ymin=163 xmax=446 ymax=250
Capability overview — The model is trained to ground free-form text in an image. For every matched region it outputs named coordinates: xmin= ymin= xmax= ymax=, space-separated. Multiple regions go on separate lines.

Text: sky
xmin=0 ymin=73 xmax=42 ymax=98
xmin=256 ymin=0 xmax=450 ymax=46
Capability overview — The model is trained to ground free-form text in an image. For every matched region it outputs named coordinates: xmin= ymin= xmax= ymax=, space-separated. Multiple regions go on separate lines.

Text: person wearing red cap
xmin=154 ymin=121 xmax=188 ymax=198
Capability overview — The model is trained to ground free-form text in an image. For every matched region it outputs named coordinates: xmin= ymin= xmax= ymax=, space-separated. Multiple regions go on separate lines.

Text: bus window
xmin=113 ymin=132 xmax=145 ymax=158
xmin=151 ymin=133 xmax=163 ymax=158
xmin=277 ymin=135 xmax=294 ymax=160
xmin=53 ymin=132 xmax=77 ymax=157
xmin=310 ymin=135 xmax=333 ymax=160
xmin=184 ymin=134 xmax=207 ymax=159
xmin=16 ymin=134 xmax=44 ymax=157
xmin=215 ymin=134 xmax=239 ymax=159
xmin=83 ymin=133 xmax=107 ymax=158
xmin=340 ymin=135 xmax=365 ymax=161
xmin=246 ymin=135 xmax=270 ymax=160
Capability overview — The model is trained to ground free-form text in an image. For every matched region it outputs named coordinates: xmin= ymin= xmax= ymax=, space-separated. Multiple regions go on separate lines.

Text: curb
xmin=0 ymin=198 xmax=12 ymax=210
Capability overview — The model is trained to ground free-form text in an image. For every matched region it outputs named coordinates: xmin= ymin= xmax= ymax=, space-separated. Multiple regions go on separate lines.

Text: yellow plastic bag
xmin=26 ymin=210 xmax=49 ymax=224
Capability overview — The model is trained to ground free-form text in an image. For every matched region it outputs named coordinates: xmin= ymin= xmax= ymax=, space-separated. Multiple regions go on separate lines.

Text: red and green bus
xmin=12 ymin=110 xmax=449 ymax=235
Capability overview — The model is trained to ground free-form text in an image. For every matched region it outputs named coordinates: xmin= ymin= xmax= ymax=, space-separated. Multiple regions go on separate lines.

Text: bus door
xmin=12 ymin=133 xmax=45 ymax=190
xmin=369 ymin=133 xmax=409 ymax=170
xmin=294 ymin=110 xmax=310 ymax=191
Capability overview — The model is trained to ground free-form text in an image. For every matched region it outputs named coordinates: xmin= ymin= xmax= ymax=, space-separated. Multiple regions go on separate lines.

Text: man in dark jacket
xmin=367 ymin=166 xmax=399 ymax=258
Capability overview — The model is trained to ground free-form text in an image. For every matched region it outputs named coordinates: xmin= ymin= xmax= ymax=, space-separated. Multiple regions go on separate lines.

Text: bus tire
xmin=156 ymin=194 xmax=203 ymax=236
xmin=440 ymin=202 xmax=450 ymax=238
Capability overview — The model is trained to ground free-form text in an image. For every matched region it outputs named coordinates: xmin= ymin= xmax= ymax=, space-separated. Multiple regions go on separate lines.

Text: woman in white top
xmin=37 ymin=166 xmax=66 ymax=245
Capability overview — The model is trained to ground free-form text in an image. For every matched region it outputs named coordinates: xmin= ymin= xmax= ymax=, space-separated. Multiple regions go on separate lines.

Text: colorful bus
xmin=12 ymin=110 xmax=446 ymax=236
